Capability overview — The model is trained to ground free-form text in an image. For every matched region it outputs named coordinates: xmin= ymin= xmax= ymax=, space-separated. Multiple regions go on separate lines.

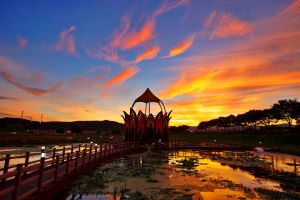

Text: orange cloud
xmin=159 ymin=2 xmax=300 ymax=125
xmin=51 ymin=26 xmax=76 ymax=54
xmin=17 ymin=36 xmax=28 ymax=48
xmin=119 ymin=19 xmax=155 ymax=50
xmin=93 ymin=0 xmax=189 ymax=56
xmin=278 ymin=0 xmax=300 ymax=17
xmin=201 ymin=11 xmax=251 ymax=39
xmin=135 ymin=46 xmax=160 ymax=63
xmin=101 ymin=66 xmax=140 ymax=88
xmin=162 ymin=34 xmax=195 ymax=58
xmin=0 ymin=69 xmax=63 ymax=96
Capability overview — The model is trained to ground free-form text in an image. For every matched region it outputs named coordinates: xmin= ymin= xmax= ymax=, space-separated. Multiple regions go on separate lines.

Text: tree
xmin=272 ymin=99 xmax=299 ymax=128
xmin=243 ymin=110 xmax=261 ymax=128
xmin=258 ymin=109 xmax=277 ymax=127
xmin=291 ymin=101 xmax=300 ymax=121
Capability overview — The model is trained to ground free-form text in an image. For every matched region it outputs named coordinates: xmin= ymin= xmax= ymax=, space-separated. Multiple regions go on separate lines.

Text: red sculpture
xmin=121 ymin=88 xmax=172 ymax=143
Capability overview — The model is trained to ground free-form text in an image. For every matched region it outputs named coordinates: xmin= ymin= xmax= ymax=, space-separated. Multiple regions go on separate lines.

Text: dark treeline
xmin=198 ymin=99 xmax=300 ymax=130
xmin=0 ymin=118 xmax=124 ymax=134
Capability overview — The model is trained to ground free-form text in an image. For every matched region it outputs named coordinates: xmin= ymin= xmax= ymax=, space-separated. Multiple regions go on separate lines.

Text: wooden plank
xmin=18 ymin=187 xmax=38 ymax=200
xmin=0 ymin=185 xmax=14 ymax=198
xmin=20 ymin=175 xmax=38 ymax=187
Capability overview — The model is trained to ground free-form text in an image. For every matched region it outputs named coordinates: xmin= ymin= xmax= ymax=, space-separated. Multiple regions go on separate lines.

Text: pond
xmin=61 ymin=149 xmax=300 ymax=200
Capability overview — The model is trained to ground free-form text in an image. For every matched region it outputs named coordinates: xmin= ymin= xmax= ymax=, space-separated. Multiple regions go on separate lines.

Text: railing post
xmin=38 ymin=157 xmax=45 ymax=192
xmin=89 ymin=144 xmax=92 ymax=161
xmin=75 ymin=151 xmax=79 ymax=170
xmin=11 ymin=164 xmax=23 ymax=200
xmin=82 ymin=149 xmax=86 ymax=167
xmin=52 ymin=148 xmax=56 ymax=166
xmin=62 ymin=146 xmax=65 ymax=162
xmin=70 ymin=146 xmax=74 ymax=159
xmin=78 ymin=144 xmax=81 ymax=154
xmin=23 ymin=152 xmax=30 ymax=176
xmin=94 ymin=145 xmax=98 ymax=164
xmin=84 ymin=144 xmax=87 ymax=152
xmin=66 ymin=153 xmax=70 ymax=176
xmin=2 ymin=154 xmax=10 ymax=183
xmin=54 ymin=155 xmax=59 ymax=182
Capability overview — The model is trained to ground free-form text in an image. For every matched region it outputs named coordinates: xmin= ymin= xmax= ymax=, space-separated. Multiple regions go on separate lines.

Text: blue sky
xmin=0 ymin=0 xmax=299 ymax=125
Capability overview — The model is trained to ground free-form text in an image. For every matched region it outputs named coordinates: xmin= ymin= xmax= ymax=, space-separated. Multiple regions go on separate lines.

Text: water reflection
xmin=63 ymin=149 xmax=300 ymax=200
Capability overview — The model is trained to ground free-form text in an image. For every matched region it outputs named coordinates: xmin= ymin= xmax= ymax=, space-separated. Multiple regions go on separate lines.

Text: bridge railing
xmin=0 ymin=141 xmax=137 ymax=200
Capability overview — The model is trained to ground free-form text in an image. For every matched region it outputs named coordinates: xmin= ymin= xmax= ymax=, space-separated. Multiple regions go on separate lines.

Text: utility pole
xmin=21 ymin=110 xmax=24 ymax=119
xmin=40 ymin=113 xmax=43 ymax=123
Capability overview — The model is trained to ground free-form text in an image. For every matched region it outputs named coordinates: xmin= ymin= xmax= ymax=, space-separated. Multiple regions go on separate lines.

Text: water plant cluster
xmin=66 ymin=149 xmax=300 ymax=200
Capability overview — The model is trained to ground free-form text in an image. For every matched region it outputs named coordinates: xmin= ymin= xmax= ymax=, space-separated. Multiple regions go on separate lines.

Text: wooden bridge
xmin=0 ymin=141 xmax=250 ymax=200
xmin=0 ymin=142 xmax=142 ymax=200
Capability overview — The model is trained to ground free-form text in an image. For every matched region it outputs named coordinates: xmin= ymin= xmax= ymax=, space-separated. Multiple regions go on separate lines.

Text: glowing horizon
xmin=1 ymin=0 xmax=300 ymax=126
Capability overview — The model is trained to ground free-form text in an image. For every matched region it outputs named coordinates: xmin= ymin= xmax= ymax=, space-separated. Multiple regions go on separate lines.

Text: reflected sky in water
xmin=63 ymin=149 xmax=300 ymax=200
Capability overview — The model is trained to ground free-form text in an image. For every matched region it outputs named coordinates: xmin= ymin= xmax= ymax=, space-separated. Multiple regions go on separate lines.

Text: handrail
xmin=0 ymin=141 xmax=138 ymax=200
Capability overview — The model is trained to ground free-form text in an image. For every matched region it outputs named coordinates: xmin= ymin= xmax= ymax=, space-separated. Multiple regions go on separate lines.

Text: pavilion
xmin=122 ymin=88 xmax=172 ymax=143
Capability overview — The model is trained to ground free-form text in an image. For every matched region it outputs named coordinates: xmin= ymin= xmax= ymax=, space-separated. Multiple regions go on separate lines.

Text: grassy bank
xmin=169 ymin=129 xmax=300 ymax=155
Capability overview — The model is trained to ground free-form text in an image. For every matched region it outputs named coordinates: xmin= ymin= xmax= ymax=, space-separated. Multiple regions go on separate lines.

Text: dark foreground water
xmin=60 ymin=149 xmax=300 ymax=200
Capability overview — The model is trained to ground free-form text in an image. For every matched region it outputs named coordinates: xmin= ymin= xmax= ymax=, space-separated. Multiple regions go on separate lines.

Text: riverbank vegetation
xmin=170 ymin=128 xmax=300 ymax=155
xmin=198 ymin=99 xmax=300 ymax=130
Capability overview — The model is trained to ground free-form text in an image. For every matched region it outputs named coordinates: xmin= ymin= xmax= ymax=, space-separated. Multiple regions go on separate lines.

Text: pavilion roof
xmin=134 ymin=88 xmax=161 ymax=103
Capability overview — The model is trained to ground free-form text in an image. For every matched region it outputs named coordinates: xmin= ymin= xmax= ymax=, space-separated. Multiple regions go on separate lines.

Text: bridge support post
xmin=82 ymin=149 xmax=86 ymax=167
xmin=11 ymin=164 xmax=22 ymax=200
xmin=94 ymin=145 xmax=97 ymax=164
xmin=38 ymin=157 xmax=45 ymax=192
xmin=75 ymin=151 xmax=79 ymax=170
xmin=52 ymin=148 xmax=56 ymax=166
xmin=66 ymin=153 xmax=70 ymax=176
xmin=89 ymin=144 xmax=92 ymax=161
xmin=23 ymin=152 xmax=29 ymax=176
xmin=2 ymin=154 xmax=10 ymax=183
xmin=70 ymin=146 xmax=74 ymax=159
xmin=54 ymin=155 xmax=59 ymax=182
xmin=62 ymin=147 xmax=65 ymax=162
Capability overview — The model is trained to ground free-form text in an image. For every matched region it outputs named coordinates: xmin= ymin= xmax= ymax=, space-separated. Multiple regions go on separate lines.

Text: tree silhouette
xmin=272 ymin=99 xmax=298 ymax=128
xmin=197 ymin=98 xmax=300 ymax=130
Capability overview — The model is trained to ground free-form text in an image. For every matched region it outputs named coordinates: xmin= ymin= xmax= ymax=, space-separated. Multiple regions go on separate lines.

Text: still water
xmin=62 ymin=149 xmax=300 ymax=200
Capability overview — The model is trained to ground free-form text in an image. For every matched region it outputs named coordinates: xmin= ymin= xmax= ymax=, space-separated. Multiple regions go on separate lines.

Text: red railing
xmin=0 ymin=141 xmax=139 ymax=200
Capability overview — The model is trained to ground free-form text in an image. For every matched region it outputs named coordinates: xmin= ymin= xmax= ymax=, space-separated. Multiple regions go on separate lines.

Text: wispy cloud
xmin=159 ymin=1 xmax=300 ymax=125
xmin=119 ymin=19 xmax=155 ymax=50
xmin=0 ymin=96 xmax=19 ymax=100
xmin=162 ymin=34 xmax=195 ymax=58
xmin=72 ymin=66 xmax=111 ymax=88
xmin=17 ymin=36 xmax=28 ymax=48
xmin=50 ymin=26 xmax=76 ymax=55
xmin=87 ymin=0 xmax=190 ymax=88
xmin=135 ymin=46 xmax=160 ymax=63
xmin=101 ymin=66 xmax=139 ymax=88
xmin=201 ymin=11 xmax=251 ymax=40
xmin=152 ymin=0 xmax=189 ymax=18
xmin=0 ymin=70 xmax=64 ymax=96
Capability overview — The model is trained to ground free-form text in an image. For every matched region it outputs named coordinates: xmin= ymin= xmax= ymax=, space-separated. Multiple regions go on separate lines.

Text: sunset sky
xmin=1 ymin=0 xmax=300 ymax=125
